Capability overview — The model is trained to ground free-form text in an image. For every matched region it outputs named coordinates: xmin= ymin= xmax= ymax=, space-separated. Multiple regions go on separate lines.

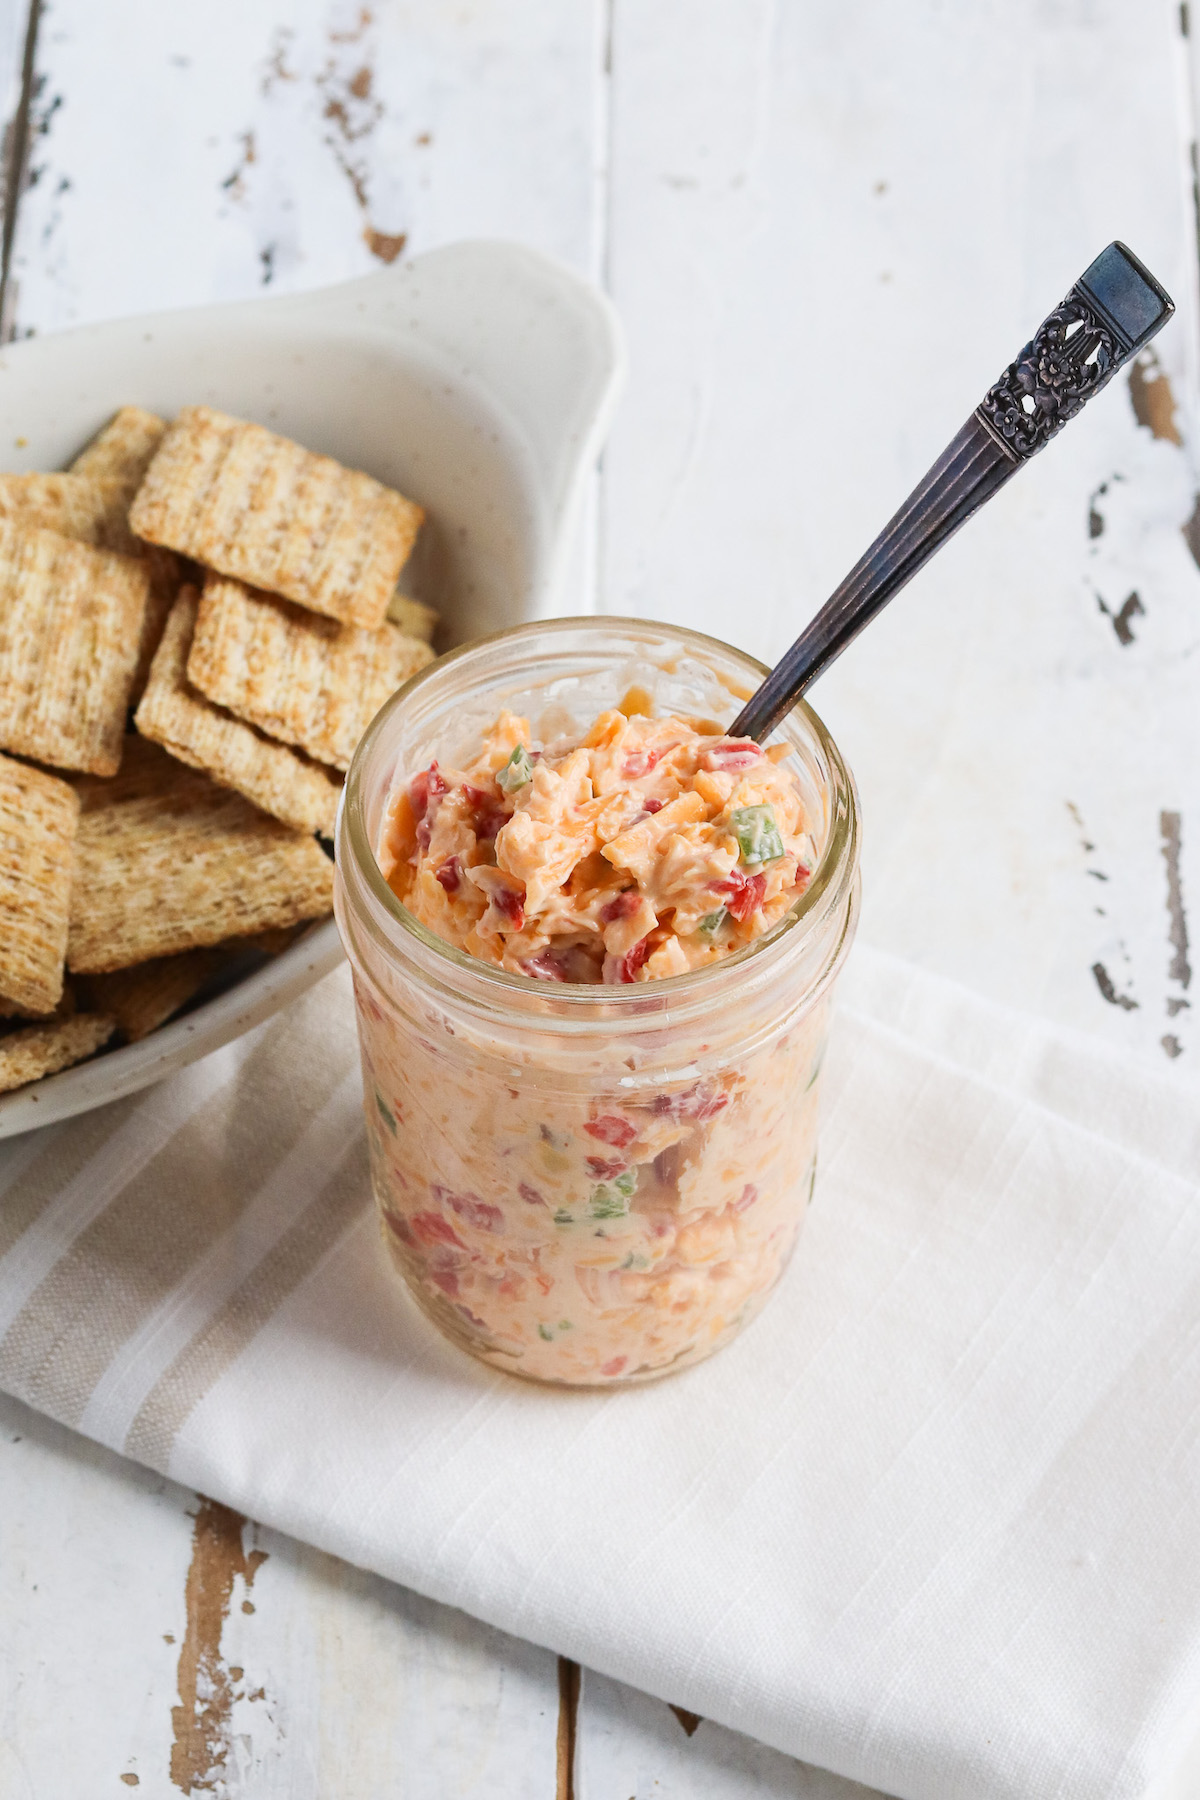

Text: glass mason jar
xmin=334 ymin=618 xmax=860 ymax=1387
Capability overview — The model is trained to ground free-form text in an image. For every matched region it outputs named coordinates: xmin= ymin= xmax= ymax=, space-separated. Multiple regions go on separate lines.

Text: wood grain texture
xmin=2 ymin=3 xmax=1200 ymax=1798
xmin=0 ymin=7 xmax=599 ymax=1795
xmin=5 ymin=0 xmax=605 ymax=331
xmin=601 ymin=0 xmax=1200 ymax=1067
xmin=0 ymin=1392 xmax=561 ymax=1796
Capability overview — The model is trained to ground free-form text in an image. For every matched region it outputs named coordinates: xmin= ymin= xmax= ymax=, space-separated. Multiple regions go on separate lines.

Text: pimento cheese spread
xmin=380 ymin=705 xmax=815 ymax=980
xmin=359 ymin=702 xmax=827 ymax=1384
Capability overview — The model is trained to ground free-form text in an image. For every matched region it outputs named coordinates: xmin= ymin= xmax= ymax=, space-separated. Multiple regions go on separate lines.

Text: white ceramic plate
xmin=0 ymin=240 xmax=625 ymax=1137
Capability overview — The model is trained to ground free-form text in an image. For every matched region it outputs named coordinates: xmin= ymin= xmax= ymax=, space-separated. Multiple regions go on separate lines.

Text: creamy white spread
xmin=360 ymin=699 xmax=825 ymax=1384
xmin=380 ymin=702 xmax=815 ymax=982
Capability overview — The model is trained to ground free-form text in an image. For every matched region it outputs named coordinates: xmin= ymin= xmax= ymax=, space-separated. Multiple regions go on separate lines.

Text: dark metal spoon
xmin=730 ymin=241 xmax=1175 ymax=744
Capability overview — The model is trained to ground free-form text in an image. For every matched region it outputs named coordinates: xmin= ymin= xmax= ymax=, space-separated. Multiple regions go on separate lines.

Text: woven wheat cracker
xmin=75 ymin=947 xmax=228 ymax=1042
xmin=386 ymin=592 xmax=439 ymax=643
xmin=136 ymin=588 xmax=342 ymax=834
xmin=68 ymin=764 xmax=333 ymax=973
xmin=129 ymin=405 xmax=424 ymax=627
xmin=0 ymin=469 xmax=179 ymax=707
xmin=0 ymin=752 xmax=79 ymax=1016
xmin=77 ymin=923 xmax=304 ymax=1041
xmin=189 ymin=575 xmax=434 ymax=771
xmin=0 ymin=1014 xmax=116 ymax=1093
xmin=0 ymin=472 xmax=140 ymax=556
xmin=244 ymin=923 xmax=305 ymax=956
xmin=0 ymin=523 xmax=152 ymax=775
xmin=71 ymin=734 xmax=181 ymax=813
xmin=70 ymin=406 xmax=167 ymax=492
xmin=128 ymin=577 xmax=178 ymax=708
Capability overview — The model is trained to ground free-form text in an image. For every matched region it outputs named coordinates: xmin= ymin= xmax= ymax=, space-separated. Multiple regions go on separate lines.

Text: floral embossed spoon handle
xmin=731 ymin=241 xmax=1175 ymax=743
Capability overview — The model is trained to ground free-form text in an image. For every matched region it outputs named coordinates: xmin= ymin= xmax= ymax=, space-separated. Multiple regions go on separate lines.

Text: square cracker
xmin=68 ymin=755 xmax=333 ymax=974
xmin=0 ymin=472 xmax=140 ymax=556
xmin=135 ymin=588 xmax=342 ymax=834
xmin=75 ymin=947 xmax=228 ymax=1042
xmin=0 ymin=1013 xmax=116 ymax=1094
xmin=386 ymin=592 xmax=439 ymax=643
xmin=74 ymin=926 xmax=302 ymax=1043
xmin=70 ymin=406 xmax=167 ymax=493
xmin=0 ymin=752 xmax=79 ymax=1015
xmin=129 ymin=405 xmax=424 ymax=628
xmin=0 ymin=523 xmax=152 ymax=775
xmin=188 ymin=575 xmax=434 ymax=772
xmin=72 ymin=734 xmax=181 ymax=812
xmin=0 ymin=472 xmax=180 ymax=707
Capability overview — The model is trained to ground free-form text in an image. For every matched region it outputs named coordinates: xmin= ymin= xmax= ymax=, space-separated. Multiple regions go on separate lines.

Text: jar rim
xmin=337 ymin=614 xmax=860 ymax=1012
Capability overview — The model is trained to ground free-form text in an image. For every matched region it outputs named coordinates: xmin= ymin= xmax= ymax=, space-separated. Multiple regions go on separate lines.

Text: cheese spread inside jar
xmin=335 ymin=620 xmax=860 ymax=1386
xmin=382 ymin=704 xmax=816 ymax=983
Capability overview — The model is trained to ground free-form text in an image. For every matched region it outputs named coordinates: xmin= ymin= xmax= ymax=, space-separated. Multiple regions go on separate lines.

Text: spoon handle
xmin=731 ymin=241 xmax=1175 ymax=744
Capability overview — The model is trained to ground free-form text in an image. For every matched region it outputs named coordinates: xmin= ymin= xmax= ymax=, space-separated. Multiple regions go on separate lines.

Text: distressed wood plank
xmin=0 ymin=0 xmax=33 ymax=333
xmin=602 ymin=0 xmax=1200 ymax=1066
xmin=6 ymin=0 xmax=608 ymax=606
xmin=0 ymin=1391 xmax=560 ymax=1796
xmin=0 ymin=7 xmax=596 ymax=1782
xmin=7 ymin=0 xmax=603 ymax=334
xmin=2 ymin=6 xmax=1200 ymax=1800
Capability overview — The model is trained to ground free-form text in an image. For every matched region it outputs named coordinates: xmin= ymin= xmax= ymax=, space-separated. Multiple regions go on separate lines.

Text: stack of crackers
xmin=0 ymin=404 xmax=438 ymax=1097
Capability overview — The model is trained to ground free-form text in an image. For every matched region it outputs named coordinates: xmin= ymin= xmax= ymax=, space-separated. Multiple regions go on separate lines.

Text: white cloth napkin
xmin=2 ymin=945 xmax=1199 ymax=1800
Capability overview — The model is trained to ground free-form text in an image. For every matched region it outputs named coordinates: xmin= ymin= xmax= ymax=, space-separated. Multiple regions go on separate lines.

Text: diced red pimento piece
xmin=410 ymin=1211 xmax=466 ymax=1249
xmin=621 ymin=746 xmax=671 ymax=778
xmin=463 ymin=783 xmax=508 ymax=841
xmin=600 ymin=1356 xmax=628 ymax=1377
xmin=584 ymin=1115 xmax=637 ymax=1149
xmin=433 ymin=1186 xmax=504 ymax=1233
xmin=353 ymin=975 xmax=385 ymax=1026
xmin=643 ymin=798 xmax=664 ymax=814
xmin=651 ymin=1081 xmax=728 ymax=1122
xmin=599 ymin=890 xmax=642 ymax=924
xmin=410 ymin=761 xmax=448 ymax=819
xmin=700 ymin=739 xmax=764 ymax=774
xmin=587 ymin=1154 xmax=628 ymax=1180
xmin=521 ymin=948 xmax=568 ymax=981
xmin=518 ymin=1182 xmax=545 ymax=1206
xmin=603 ymin=935 xmax=651 ymax=984
xmin=733 ymin=1182 xmax=758 ymax=1212
xmin=435 ymin=855 xmax=462 ymax=894
xmin=474 ymin=870 xmax=526 ymax=934
xmin=492 ymin=883 xmax=525 ymax=930
xmin=714 ymin=870 xmax=767 ymax=922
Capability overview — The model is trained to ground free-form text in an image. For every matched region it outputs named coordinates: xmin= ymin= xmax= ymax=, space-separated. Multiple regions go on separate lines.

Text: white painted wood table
xmin=2 ymin=2 xmax=1200 ymax=1795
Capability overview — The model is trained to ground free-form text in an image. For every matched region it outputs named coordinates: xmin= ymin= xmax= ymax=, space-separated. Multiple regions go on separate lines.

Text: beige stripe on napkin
xmin=0 ymin=975 xmax=363 ymax=1441
xmin=127 ymin=1134 xmax=368 ymax=1466
xmin=0 ymin=1103 xmax=141 ymax=1264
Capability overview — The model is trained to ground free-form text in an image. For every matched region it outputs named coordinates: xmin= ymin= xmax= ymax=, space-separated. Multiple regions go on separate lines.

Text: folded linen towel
xmin=1 ymin=945 xmax=1198 ymax=1800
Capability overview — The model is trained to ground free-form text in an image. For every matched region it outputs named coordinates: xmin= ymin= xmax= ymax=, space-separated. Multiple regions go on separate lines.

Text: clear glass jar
xmin=334 ymin=618 xmax=860 ymax=1387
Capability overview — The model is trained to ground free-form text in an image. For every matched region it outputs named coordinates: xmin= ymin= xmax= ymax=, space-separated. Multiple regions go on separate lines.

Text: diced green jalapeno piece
xmin=589 ymin=1184 xmax=629 ymax=1220
xmin=698 ymin=909 xmax=726 ymax=937
xmin=730 ymin=803 xmax=784 ymax=866
xmin=375 ymin=1090 xmax=398 ymax=1134
xmin=614 ymin=1169 xmax=637 ymax=1196
xmin=498 ymin=745 xmax=534 ymax=793
xmin=553 ymin=1206 xmax=575 ymax=1226
xmin=537 ymin=1323 xmax=554 ymax=1341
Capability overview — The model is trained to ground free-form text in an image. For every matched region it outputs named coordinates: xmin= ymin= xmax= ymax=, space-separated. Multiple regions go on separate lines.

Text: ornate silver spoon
xmin=730 ymin=241 xmax=1175 ymax=743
